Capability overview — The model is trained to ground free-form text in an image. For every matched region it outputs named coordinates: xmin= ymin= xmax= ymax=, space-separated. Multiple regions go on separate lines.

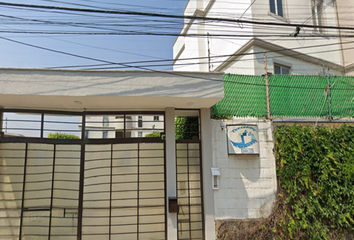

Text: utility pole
xmin=327 ymin=68 xmax=332 ymax=121
xmin=264 ymin=52 xmax=271 ymax=119
xmin=207 ymin=32 xmax=211 ymax=72
xmin=322 ymin=60 xmax=332 ymax=121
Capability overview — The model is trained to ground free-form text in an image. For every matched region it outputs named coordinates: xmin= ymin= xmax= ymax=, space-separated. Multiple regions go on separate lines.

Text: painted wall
xmin=211 ymin=118 xmax=277 ymax=219
xmin=173 ymin=0 xmax=345 ymax=74
xmin=251 ymin=0 xmax=342 ymax=66
xmin=336 ymin=1 xmax=354 ymax=68
xmin=223 ymin=45 xmax=343 ymax=76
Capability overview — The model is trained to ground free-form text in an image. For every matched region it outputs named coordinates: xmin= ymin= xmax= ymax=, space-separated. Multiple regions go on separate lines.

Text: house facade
xmin=173 ymin=0 xmax=354 ymax=75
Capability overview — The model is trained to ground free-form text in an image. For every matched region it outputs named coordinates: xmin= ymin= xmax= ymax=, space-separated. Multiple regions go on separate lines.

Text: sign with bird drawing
xmin=226 ymin=125 xmax=260 ymax=155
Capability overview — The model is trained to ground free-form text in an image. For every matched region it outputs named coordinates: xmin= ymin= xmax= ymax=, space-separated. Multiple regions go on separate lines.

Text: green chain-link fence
xmin=212 ymin=74 xmax=354 ymax=118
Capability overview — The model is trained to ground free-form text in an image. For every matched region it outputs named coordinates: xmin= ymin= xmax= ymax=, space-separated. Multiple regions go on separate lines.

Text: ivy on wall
xmin=217 ymin=124 xmax=354 ymax=240
xmin=274 ymin=125 xmax=354 ymax=239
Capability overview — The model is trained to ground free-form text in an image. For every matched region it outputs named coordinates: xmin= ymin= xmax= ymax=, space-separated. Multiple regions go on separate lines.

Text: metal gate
xmin=0 ymin=141 xmax=166 ymax=240
xmin=176 ymin=141 xmax=204 ymax=240
xmin=0 ymin=110 xmax=166 ymax=240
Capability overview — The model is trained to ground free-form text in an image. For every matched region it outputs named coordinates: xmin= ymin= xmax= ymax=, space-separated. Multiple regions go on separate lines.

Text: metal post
xmin=327 ymin=68 xmax=332 ymax=121
xmin=40 ymin=113 xmax=44 ymax=138
xmin=48 ymin=144 xmax=56 ymax=240
xmin=77 ymin=113 xmax=86 ymax=240
xmin=137 ymin=143 xmax=140 ymax=240
xmin=19 ymin=143 xmax=28 ymax=240
xmin=109 ymin=144 xmax=113 ymax=240
xmin=207 ymin=32 xmax=211 ymax=72
xmin=264 ymin=52 xmax=271 ymax=119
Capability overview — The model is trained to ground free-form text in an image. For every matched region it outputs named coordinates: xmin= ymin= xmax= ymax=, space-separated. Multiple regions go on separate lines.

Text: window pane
xmin=282 ymin=67 xmax=290 ymax=75
xmin=274 ymin=65 xmax=281 ymax=74
xmin=269 ymin=0 xmax=276 ymax=14
xmin=277 ymin=0 xmax=283 ymax=17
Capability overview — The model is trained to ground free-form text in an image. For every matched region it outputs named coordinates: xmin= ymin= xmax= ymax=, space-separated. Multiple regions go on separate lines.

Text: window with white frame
xmin=269 ymin=0 xmax=284 ymax=17
xmin=102 ymin=131 xmax=108 ymax=139
xmin=153 ymin=116 xmax=159 ymax=121
xmin=138 ymin=116 xmax=143 ymax=128
xmin=274 ymin=64 xmax=290 ymax=75
xmin=312 ymin=0 xmax=325 ymax=33
xmin=138 ymin=131 xmax=143 ymax=137
xmin=103 ymin=116 xmax=109 ymax=127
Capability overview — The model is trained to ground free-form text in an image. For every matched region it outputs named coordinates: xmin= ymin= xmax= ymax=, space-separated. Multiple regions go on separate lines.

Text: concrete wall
xmin=211 ymin=118 xmax=277 ymax=220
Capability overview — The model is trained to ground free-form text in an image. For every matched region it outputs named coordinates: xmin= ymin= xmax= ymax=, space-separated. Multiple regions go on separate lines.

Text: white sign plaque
xmin=226 ymin=124 xmax=260 ymax=155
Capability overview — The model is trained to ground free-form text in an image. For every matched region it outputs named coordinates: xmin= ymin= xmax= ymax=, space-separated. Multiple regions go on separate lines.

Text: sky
xmin=0 ymin=0 xmax=189 ymax=70
xmin=0 ymin=0 xmax=190 ymax=137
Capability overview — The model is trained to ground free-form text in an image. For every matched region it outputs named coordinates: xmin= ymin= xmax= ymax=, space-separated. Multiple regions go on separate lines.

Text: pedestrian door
xmin=176 ymin=141 xmax=204 ymax=240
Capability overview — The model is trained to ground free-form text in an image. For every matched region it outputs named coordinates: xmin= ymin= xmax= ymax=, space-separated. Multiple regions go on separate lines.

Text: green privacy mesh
xmin=212 ymin=74 xmax=267 ymax=118
xmin=212 ymin=74 xmax=354 ymax=118
xmin=329 ymin=76 xmax=354 ymax=118
xmin=269 ymin=75 xmax=329 ymax=118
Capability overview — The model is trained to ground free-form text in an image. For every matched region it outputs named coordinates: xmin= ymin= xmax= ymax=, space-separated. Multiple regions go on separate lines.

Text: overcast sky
xmin=0 ymin=0 xmax=188 ymax=70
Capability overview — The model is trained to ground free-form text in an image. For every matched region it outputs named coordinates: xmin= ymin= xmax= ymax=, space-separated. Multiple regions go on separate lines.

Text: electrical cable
xmin=0 ymin=35 xmax=353 ymax=91
xmin=0 ymin=2 xmax=354 ymax=31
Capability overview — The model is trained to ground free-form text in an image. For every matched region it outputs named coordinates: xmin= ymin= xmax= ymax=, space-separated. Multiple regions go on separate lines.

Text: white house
xmin=173 ymin=0 xmax=354 ymax=76
xmin=84 ymin=115 xmax=165 ymax=139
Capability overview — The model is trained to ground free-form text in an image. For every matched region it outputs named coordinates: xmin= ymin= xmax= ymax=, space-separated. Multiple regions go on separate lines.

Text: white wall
xmin=173 ymin=0 xmax=346 ymax=74
xmin=223 ymin=47 xmax=256 ymax=75
xmin=173 ymin=0 xmax=253 ymax=72
xmin=251 ymin=0 xmax=342 ymax=66
xmin=336 ymin=1 xmax=354 ymax=67
xmin=211 ymin=118 xmax=277 ymax=219
xmin=223 ymin=45 xmax=343 ymax=76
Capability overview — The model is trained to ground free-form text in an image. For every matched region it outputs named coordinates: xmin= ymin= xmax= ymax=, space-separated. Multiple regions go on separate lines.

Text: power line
xmin=0 ymin=35 xmax=353 ymax=91
xmin=47 ymin=39 xmax=354 ymax=69
xmin=0 ymin=1 xmax=354 ymax=31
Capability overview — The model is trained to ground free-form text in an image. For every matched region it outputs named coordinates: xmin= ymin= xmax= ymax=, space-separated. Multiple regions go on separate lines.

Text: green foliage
xmin=274 ymin=125 xmax=354 ymax=239
xmin=175 ymin=117 xmax=199 ymax=140
xmin=48 ymin=132 xmax=80 ymax=139
xmin=145 ymin=132 xmax=161 ymax=138
xmin=217 ymin=125 xmax=354 ymax=240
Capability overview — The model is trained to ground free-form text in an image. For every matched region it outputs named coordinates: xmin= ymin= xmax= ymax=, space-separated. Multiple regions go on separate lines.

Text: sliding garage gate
xmin=0 ymin=110 xmax=205 ymax=240
xmin=0 ymin=110 xmax=166 ymax=240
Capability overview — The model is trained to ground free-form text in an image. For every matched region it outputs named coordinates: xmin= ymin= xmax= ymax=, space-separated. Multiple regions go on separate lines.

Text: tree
xmin=175 ymin=117 xmax=199 ymax=140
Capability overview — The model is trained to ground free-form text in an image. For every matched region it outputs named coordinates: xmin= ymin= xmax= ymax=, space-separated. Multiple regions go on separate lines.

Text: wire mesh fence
xmin=212 ymin=74 xmax=354 ymax=119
